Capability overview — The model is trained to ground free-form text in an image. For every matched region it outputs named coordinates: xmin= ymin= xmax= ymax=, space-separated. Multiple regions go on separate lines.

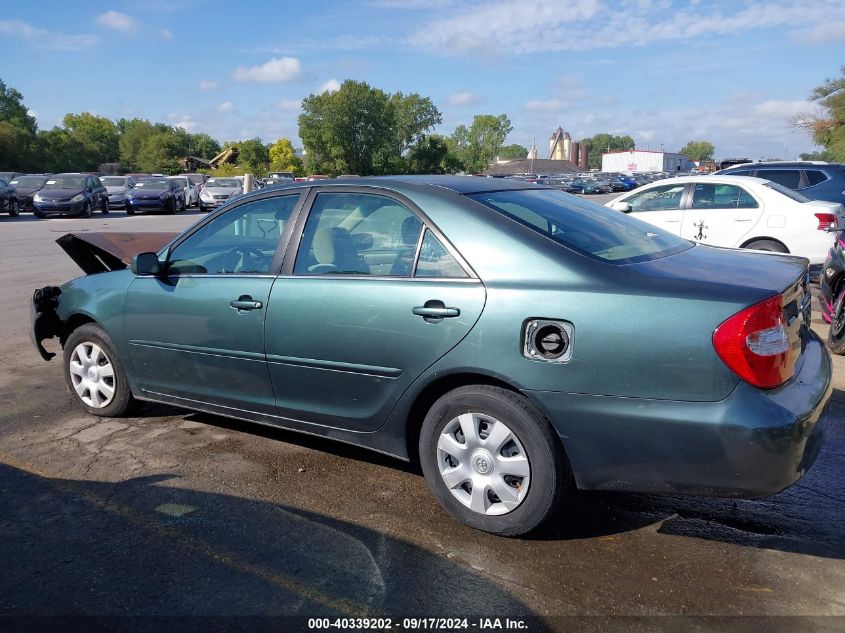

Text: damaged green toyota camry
xmin=31 ymin=176 xmax=831 ymax=535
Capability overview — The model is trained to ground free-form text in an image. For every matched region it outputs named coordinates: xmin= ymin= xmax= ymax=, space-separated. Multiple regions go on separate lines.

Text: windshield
xmin=171 ymin=178 xmax=189 ymax=187
xmin=44 ymin=176 xmax=86 ymax=190
xmin=763 ymin=181 xmax=812 ymax=203
xmin=468 ymin=188 xmax=691 ymax=264
xmin=184 ymin=174 xmax=205 ymax=184
xmin=11 ymin=176 xmax=48 ymax=187
xmin=206 ymin=178 xmax=239 ymax=188
xmin=135 ymin=179 xmax=170 ymax=189
xmin=101 ymin=177 xmax=127 ymax=187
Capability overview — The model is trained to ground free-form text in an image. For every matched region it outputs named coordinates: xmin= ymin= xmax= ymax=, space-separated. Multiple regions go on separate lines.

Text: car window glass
xmin=623 ymin=184 xmax=685 ymax=212
xmin=294 ymin=192 xmax=423 ymax=276
xmin=691 ymin=183 xmax=758 ymax=209
xmin=415 ymin=230 xmax=467 ymax=278
xmin=804 ymin=170 xmax=829 ymax=187
xmin=168 ymin=195 xmax=298 ymax=275
xmin=758 ymin=169 xmax=800 ymax=189
xmin=728 ymin=170 xmax=752 ymax=176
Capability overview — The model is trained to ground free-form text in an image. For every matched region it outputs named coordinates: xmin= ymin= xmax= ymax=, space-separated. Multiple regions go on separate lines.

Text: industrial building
xmin=601 ymin=149 xmax=693 ymax=173
xmin=549 ymin=127 xmax=589 ymax=170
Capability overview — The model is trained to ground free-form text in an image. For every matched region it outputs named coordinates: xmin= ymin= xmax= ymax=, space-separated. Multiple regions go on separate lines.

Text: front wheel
xmin=828 ymin=285 xmax=845 ymax=354
xmin=101 ymin=199 xmax=109 ymax=214
xmin=63 ymin=324 xmax=135 ymax=417
xmin=419 ymin=385 xmax=569 ymax=536
xmin=8 ymin=199 xmax=19 ymax=217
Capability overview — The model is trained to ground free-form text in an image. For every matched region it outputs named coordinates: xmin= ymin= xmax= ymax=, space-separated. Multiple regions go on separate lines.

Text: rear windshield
xmin=468 ymin=188 xmax=692 ymax=264
xmin=763 ymin=182 xmax=811 ymax=203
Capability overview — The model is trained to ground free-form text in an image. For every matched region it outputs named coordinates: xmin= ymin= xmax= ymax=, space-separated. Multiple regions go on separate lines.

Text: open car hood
xmin=57 ymin=232 xmax=178 ymax=274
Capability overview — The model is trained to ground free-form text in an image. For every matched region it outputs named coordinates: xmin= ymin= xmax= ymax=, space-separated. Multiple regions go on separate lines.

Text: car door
xmin=680 ymin=182 xmax=763 ymax=246
xmin=123 ymin=192 xmax=304 ymax=412
xmin=264 ymin=188 xmax=486 ymax=432
xmin=615 ymin=182 xmax=688 ymax=235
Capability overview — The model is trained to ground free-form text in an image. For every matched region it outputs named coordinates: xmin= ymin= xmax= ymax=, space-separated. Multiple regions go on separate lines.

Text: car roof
xmin=634 ymin=175 xmax=771 ymax=186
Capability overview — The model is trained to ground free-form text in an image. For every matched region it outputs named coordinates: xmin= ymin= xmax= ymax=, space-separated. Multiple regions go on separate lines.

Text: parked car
xmin=31 ymin=176 xmax=831 ymax=536
xmin=715 ymin=161 xmax=845 ymax=206
xmin=33 ymin=174 xmax=109 ymax=218
xmin=580 ymin=178 xmax=613 ymax=194
xmin=819 ymin=230 xmax=845 ymax=353
xmin=267 ymin=171 xmax=295 ymax=182
xmin=170 ymin=176 xmax=199 ymax=208
xmin=10 ymin=174 xmax=50 ymax=211
xmin=198 ymin=177 xmax=243 ymax=212
xmin=125 ymin=177 xmax=185 ymax=215
xmin=179 ymin=173 xmax=208 ymax=193
xmin=606 ymin=175 xmax=844 ymax=274
xmin=0 ymin=171 xmax=24 ymax=184
xmin=100 ymin=175 xmax=136 ymax=210
xmin=0 ymin=176 xmax=20 ymax=216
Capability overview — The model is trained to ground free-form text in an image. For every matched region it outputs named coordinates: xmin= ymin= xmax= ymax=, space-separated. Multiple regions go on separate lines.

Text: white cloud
xmin=174 ymin=117 xmax=199 ymax=132
xmin=233 ymin=57 xmax=301 ymax=83
xmin=96 ymin=11 xmax=137 ymax=32
xmin=751 ymin=99 xmax=820 ymax=119
xmin=636 ymin=129 xmax=656 ymax=141
xmin=318 ymin=79 xmax=341 ymax=93
xmin=27 ymin=109 xmax=38 ymax=121
xmin=218 ymin=101 xmax=236 ymax=113
xmin=447 ymin=91 xmax=478 ymax=106
xmin=199 ymin=80 xmax=218 ymax=91
xmin=160 ymin=28 xmax=174 ymax=40
xmin=525 ymin=99 xmax=568 ymax=111
xmin=276 ymin=99 xmax=302 ymax=111
xmin=793 ymin=20 xmax=845 ymax=44
xmin=0 ymin=19 xmax=96 ymax=49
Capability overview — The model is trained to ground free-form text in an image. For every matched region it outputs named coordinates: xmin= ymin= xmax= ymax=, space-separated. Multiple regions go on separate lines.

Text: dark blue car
xmin=716 ymin=161 xmax=845 ymax=206
xmin=33 ymin=174 xmax=109 ymax=218
xmin=125 ymin=177 xmax=186 ymax=215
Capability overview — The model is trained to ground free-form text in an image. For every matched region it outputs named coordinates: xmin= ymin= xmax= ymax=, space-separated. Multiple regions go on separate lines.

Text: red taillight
xmin=712 ymin=295 xmax=795 ymax=389
xmin=815 ymin=212 xmax=837 ymax=230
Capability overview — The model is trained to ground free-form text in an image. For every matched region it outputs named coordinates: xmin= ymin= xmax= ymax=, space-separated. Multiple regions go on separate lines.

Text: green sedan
xmin=31 ymin=176 xmax=831 ymax=535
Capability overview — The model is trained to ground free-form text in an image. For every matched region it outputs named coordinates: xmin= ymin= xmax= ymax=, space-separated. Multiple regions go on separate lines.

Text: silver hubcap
xmin=437 ymin=412 xmax=530 ymax=516
xmin=69 ymin=342 xmax=115 ymax=408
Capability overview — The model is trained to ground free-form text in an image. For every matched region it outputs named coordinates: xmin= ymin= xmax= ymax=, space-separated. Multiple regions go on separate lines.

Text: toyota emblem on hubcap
xmin=471 ymin=449 xmax=494 ymax=475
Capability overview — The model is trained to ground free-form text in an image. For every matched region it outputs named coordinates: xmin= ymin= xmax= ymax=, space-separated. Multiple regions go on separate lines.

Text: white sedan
xmin=605 ymin=175 xmax=844 ymax=265
xmin=169 ymin=176 xmax=199 ymax=208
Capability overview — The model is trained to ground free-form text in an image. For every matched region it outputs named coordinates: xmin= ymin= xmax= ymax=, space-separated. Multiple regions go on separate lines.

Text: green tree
xmin=391 ymin=92 xmax=442 ymax=154
xmin=118 ymin=118 xmax=156 ymax=170
xmin=497 ymin=143 xmax=529 ymax=160
xmin=450 ymin=113 xmax=512 ymax=173
xmin=268 ymin=137 xmax=303 ymax=175
xmin=137 ymin=129 xmax=188 ymax=174
xmin=808 ymin=65 xmax=845 ymax=161
xmin=229 ymin=137 xmax=270 ymax=176
xmin=187 ymin=132 xmax=221 ymax=160
xmin=33 ymin=128 xmax=80 ymax=173
xmin=407 ymin=134 xmax=462 ymax=174
xmin=679 ymin=140 xmax=715 ymax=162
xmin=61 ymin=112 xmax=119 ymax=170
xmin=580 ymin=133 xmax=635 ymax=170
xmin=0 ymin=79 xmax=38 ymax=170
xmin=800 ymin=150 xmax=834 ymax=161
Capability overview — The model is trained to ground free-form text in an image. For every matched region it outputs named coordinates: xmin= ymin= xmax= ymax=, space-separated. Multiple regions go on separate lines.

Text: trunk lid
xmin=57 ymin=232 xmax=177 ymax=274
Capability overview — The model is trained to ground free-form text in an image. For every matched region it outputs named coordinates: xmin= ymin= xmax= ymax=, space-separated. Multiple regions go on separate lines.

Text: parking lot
xmin=1 ymin=208 xmax=844 ymax=627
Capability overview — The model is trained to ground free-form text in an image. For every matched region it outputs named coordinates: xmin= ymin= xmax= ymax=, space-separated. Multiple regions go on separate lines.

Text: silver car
xmin=198 ymin=177 xmax=243 ymax=212
xmin=100 ymin=176 xmax=136 ymax=209
xmin=169 ymin=176 xmax=199 ymax=208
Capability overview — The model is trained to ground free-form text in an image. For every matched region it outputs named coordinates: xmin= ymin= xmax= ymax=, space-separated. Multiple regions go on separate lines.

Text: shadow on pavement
xmin=0 ymin=462 xmax=551 ymax=624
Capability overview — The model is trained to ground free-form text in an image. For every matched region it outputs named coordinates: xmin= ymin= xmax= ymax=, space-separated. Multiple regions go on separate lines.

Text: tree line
xmin=1 ymin=76 xmax=725 ymax=177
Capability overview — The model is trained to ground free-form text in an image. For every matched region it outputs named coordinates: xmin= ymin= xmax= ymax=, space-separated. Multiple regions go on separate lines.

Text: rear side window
xmin=757 ymin=169 xmax=800 ymax=189
xmin=468 ymin=189 xmax=691 ymax=264
xmin=804 ymin=170 xmax=829 ymax=187
xmin=691 ymin=184 xmax=759 ymax=209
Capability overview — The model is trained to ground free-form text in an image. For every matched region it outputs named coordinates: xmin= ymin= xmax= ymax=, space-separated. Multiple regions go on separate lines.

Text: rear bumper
xmin=527 ymin=332 xmax=832 ymax=498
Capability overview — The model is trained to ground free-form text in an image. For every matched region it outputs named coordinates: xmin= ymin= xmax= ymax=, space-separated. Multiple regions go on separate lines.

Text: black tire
xmin=166 ymin=198 xmax=175 ymax=215
xmin=82 ymin=201 xmax=93 ymax=218
xmin=63 ymin=324 xmax=135 ymax=417
xmin=8 ymin=198 xmax=19 ymax=217
xmin=34 ymin=210 xmax=46 ymax=219
xmin=828 ymin=283 xmax=845 ymax=355
xmin=744 ymin=239 xmax=788 ymax=253
xmin=126 ymin=205 xmax=135 ymax=215
xmin=419 ymin=385 xmax=569 ymax=536
xmin=101 ymin=199 xmax=109 ymax=214
xmin=199 ymin=203 xmax=209 ymax=213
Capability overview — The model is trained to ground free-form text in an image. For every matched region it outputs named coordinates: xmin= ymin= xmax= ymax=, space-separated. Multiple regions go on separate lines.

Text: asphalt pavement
xmin=0 ymin=205 xmax=843 ymax=631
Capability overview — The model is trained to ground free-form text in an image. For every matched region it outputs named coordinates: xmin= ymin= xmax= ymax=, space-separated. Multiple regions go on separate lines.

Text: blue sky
xmin=2 ymin=0 xmax=844 ymax=161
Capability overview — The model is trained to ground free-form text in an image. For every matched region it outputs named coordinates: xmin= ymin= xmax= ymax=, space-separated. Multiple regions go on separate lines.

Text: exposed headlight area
xmin=70 ymin=194 xmax=85 ymax=202
xmin=33 ymin=194 xmax=43 ymax=203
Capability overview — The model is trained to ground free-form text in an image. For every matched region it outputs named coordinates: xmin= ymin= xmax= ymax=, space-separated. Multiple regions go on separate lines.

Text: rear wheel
xmin=828 ymin=284 xmax=845 ymax=355
xmin=8 ymin=199 xmax=19 ymax=217
xmin=419 ymin=385 xmax=568 ymax=536
xmin=63 ymin=324 xmax=135 ymax=417
xmin=744 ymin=239 xmax=788 ymax=253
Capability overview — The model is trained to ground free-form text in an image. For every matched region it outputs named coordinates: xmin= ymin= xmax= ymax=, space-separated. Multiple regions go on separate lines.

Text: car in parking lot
xmin=125 ymin=177 xmax=185 ymax=215
xmin=100 ymin=175 xmax=136 ymax=210
xmin=30 ymin=176 xmax=831 ymax=536
xmin=169 ymin=176 xmax=199 ymax=208
xmin=606 ymin=175 xmax=844 ymax=273
xmin=10 ymin=174 xmax=50 ymax=211
xmin=33 ymin=173 xmax=109 ymax=218
xmin=715 ymin=161 xmax=845 ymax=206
xmin=0 ymin=176 xmax=21 ymax=216
xmin=198 ymin=177 xmax=243 ymax=211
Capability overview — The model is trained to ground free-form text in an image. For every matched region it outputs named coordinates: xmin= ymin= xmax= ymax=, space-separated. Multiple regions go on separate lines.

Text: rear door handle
xmin=413 ymin=300 xmax=460 ymax=322
xmin=229 ymin=295 xmax=263 ymax=311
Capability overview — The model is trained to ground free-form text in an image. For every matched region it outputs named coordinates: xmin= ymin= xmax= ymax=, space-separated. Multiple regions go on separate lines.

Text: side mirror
xmin=131 ymin=252 xmax=162 ymax=276
xmin=611 ymin=201 xmax=632 ymax=213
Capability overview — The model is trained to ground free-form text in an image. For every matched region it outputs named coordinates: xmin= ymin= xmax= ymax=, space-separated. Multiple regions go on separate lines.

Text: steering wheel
xmin=220 ymin=245 xmax=272 ymax=273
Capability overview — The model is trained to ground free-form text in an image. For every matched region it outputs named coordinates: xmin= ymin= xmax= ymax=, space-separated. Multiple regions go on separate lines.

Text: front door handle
xmin=413 ymin=300 xmax=460 ymax=323
xmin=229 ymin=295 xmax=263 ymax=311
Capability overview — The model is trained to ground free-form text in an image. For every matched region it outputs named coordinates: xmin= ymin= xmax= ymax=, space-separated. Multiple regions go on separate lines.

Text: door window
xmin=690 ymin=183 xmax=758 ymax=209
xmin=415 ymin=230 xmax=467 ymax=278
xmin=294 ymin=192 xmax=423 ymax=276
xmin=623 ymin=184 xmax=685 ymax=211
xmin=168 ymin=194 xmax=299 ymax=274
xmin=757 ymin=169 xmax=800 ymax=189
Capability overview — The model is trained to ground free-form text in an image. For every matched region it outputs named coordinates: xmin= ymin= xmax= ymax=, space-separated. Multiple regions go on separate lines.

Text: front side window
xmin=690 ymin=183 xmax=759 ymax=209
xmin=294 ymin=192 xmax=424 ymax=276
xmin=469 ymin=188 xmax=690 ymax=264
xmin=757 ymin=169 xmax=800 ymax=189
xmin=168 ymin=194 xmax=299 ymax=275
xmin=622 ymin=183 xmax=686 ymax=212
